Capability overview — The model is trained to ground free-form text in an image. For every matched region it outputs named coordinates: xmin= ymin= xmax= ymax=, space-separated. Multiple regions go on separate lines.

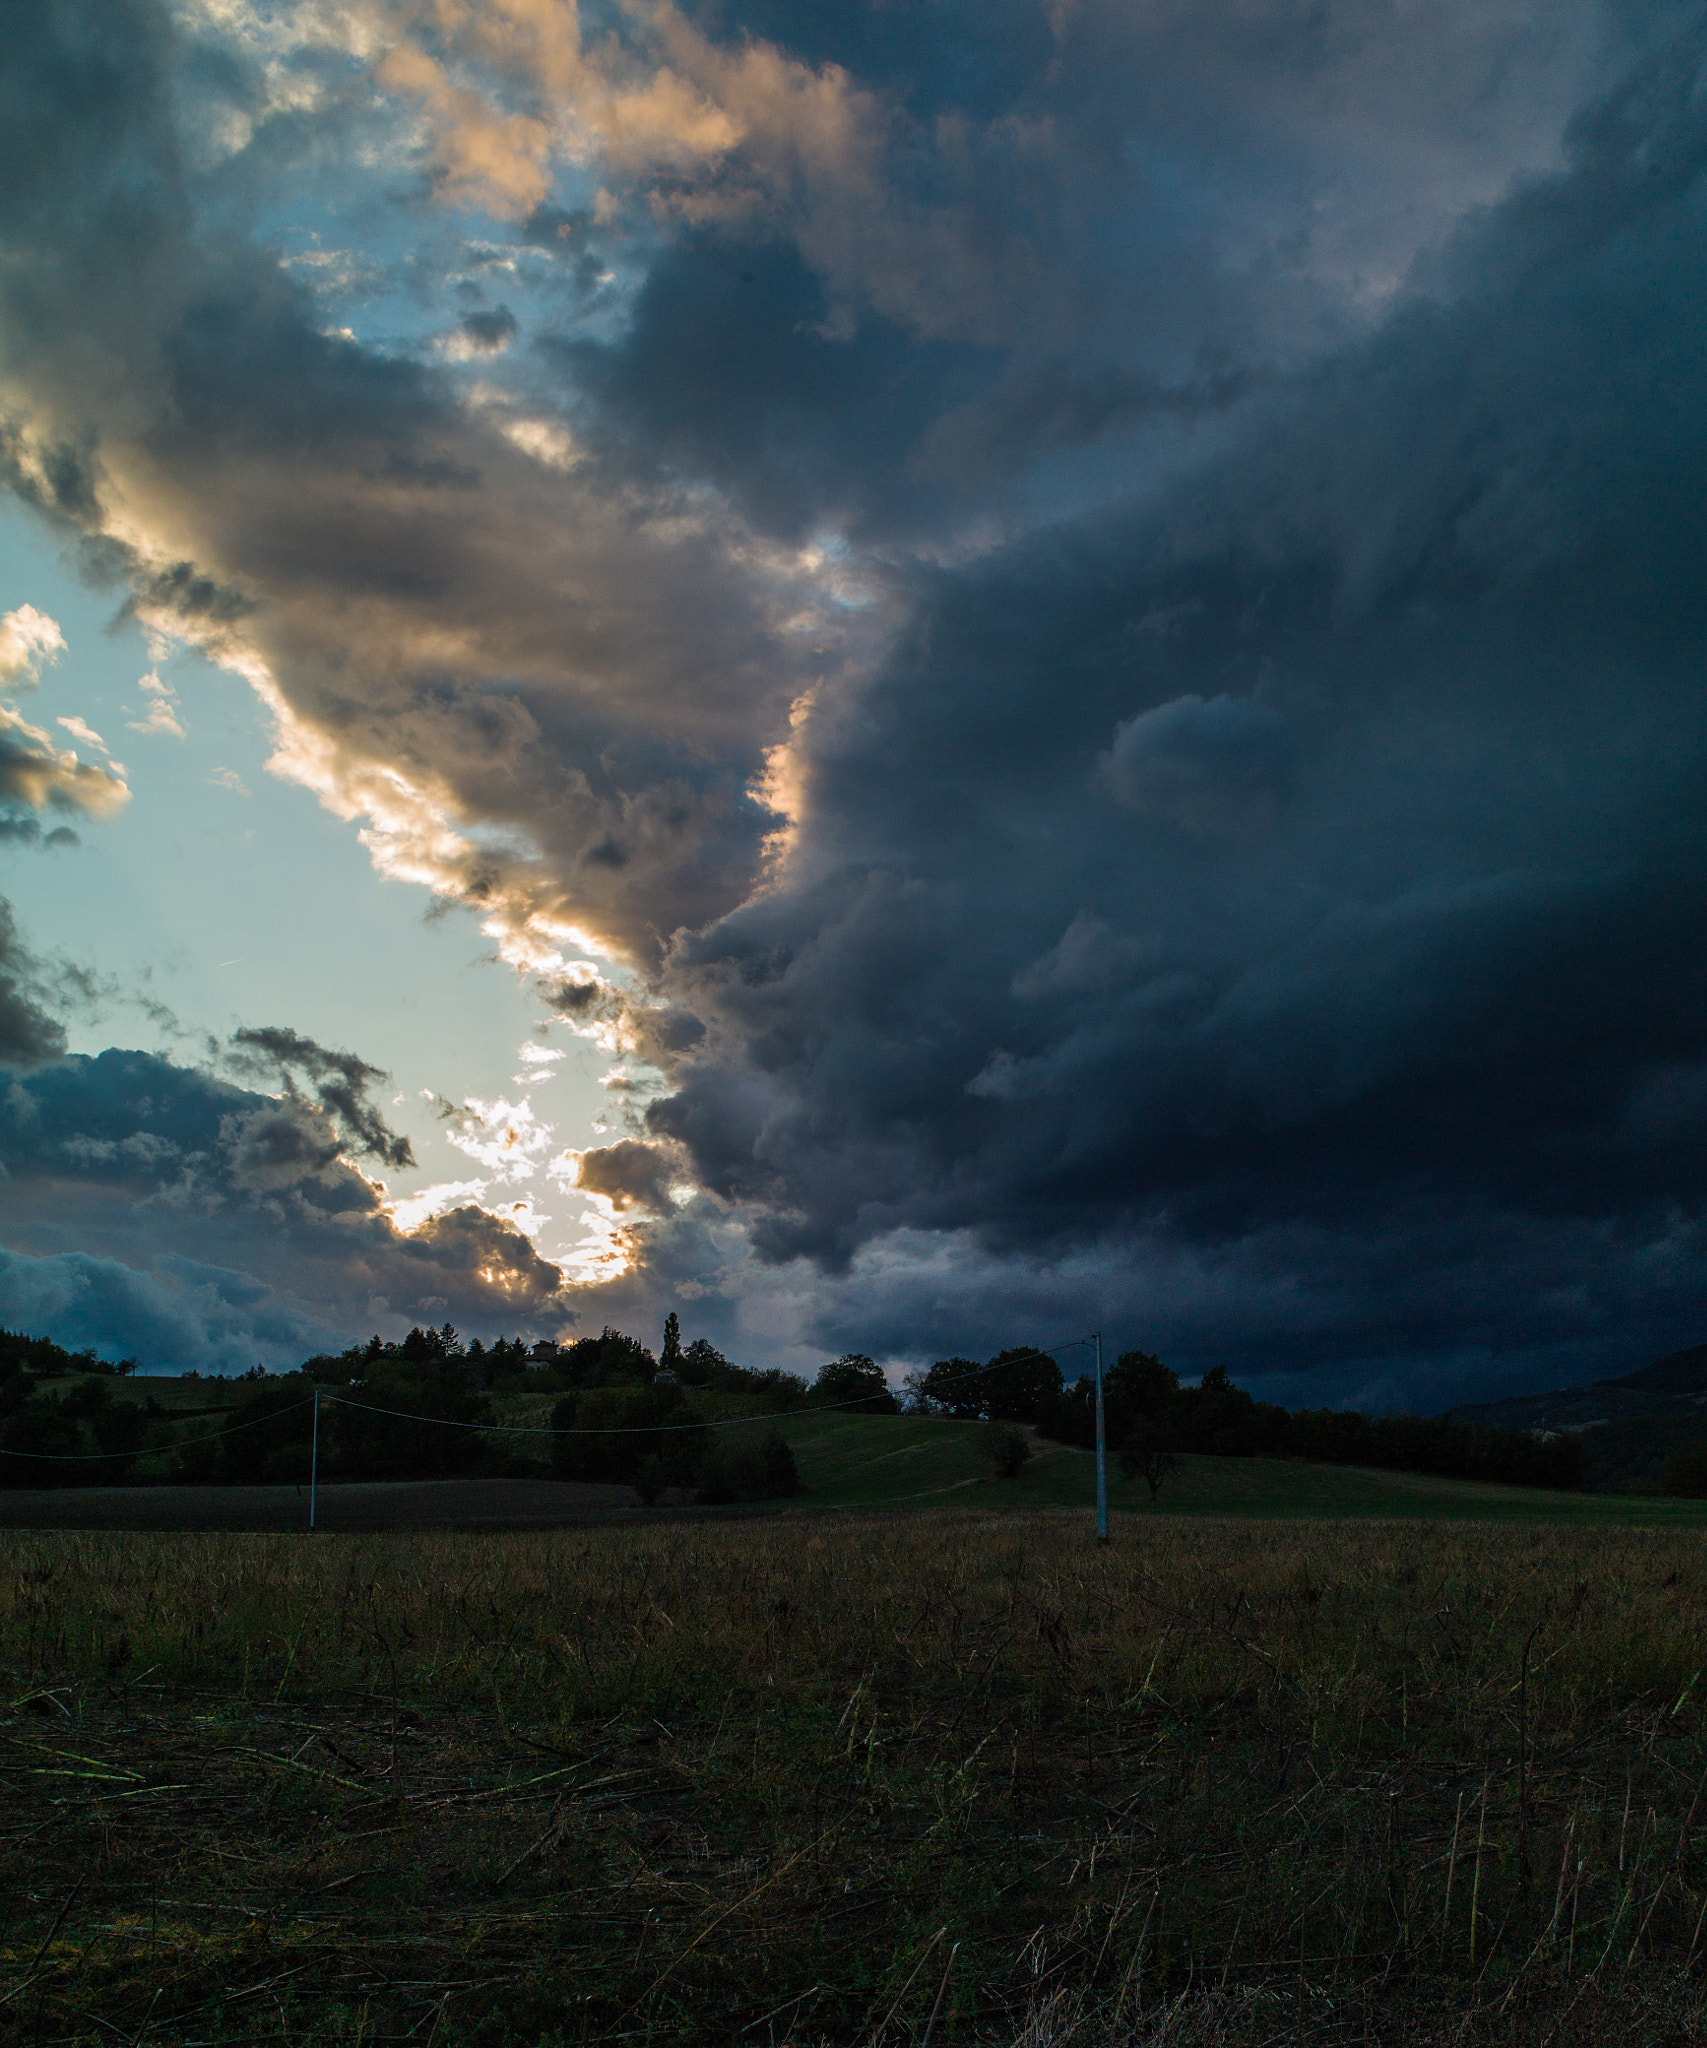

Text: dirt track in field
xmin=0 ymin=1475 xmax=639 ymax=1532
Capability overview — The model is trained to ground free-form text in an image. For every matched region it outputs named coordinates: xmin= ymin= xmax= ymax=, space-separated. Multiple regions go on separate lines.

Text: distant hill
xmin=757 ymin=1412 xmax=1701 ymax=1522
xmin=1448 ymin=1343 xmax=1707 ymax=1487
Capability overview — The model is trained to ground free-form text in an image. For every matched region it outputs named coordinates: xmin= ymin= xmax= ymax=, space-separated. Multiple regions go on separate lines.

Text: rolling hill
xmin=766 ymin=1409 xmax=1707 ymax=1524
xmin=1448 ymin=1341 xmax=1707 ymax=1486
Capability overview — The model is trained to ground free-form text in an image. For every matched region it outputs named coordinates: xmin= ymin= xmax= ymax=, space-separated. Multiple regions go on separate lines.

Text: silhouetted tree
xmin=905 ymin=1350 xmax=1062 ymax=1421
xmin=551 ymin=1383 xmax=703 ymax=1485
xmin=983 ymin=1348 xmax=1064 ymax=1423
xmin=905 ymin=1358 xmax=986 ymax=1418
xmin=1116 ymin=1419 xmax=1180 ymax=1501
xmin=813 ymin=1354 xmax=897 ymax=1413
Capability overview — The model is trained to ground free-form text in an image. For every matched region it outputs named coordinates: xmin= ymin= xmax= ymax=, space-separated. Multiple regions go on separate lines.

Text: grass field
xmin=4 ymin=1511 xmax=1707 ymax=2044
xmin=18 ymin=1375 xmax=1707 ymax=1532
xmin=764 ymin=1409 xmax=1707 ymax=1524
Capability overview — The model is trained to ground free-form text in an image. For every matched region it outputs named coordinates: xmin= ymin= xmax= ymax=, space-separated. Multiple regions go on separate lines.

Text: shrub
xmin=87 ymin=1401 xmax=149 ymax=1484
xmin=694 ymin=1431 xmax=802 ymax=1505
xmin=214 ymin=1382 xmax=321 ymax=1485
xmin=329 ymin=1365 xmax=493 ymax=1479
xmin=1660 ymin=1440 xmax=1707 ymax=1498
xmin=0 ymin=1397 xmax=82 ymax=1487
xmin=985 ymin=1423 xmax=1032 ymax=1478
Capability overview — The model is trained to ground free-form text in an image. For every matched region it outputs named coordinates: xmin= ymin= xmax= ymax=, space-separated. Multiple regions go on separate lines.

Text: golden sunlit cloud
xmin=0 ymin=604 xmax=65 ymax=687
xmin=127 ymin=671 xmax=186 ymax=739
xmin=553 ymin=1193 xmax=640 ymax=1284
xmin=446 ymin=1093 xmax=557 ymax=1176
xmin=0 ymin=702 xmax=130 ymax=817
xmin=387 ymin=1177 xmax=490 ymax=1233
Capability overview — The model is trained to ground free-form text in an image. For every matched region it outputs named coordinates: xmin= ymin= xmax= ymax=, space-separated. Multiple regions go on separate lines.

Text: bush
xmin=86 ymin=1400 xmax=149 ymax=1484
xmin=984 ymin=1423 xmax=1031 ymax=1478
xmin=694 ymin=1431 xmax=802 ymax=1505
xmin=551 ymin=1384 xmax=704 ymax=1486
xmin=1660 ymin=1440 xmax=1707 ymax=1498
xmin=329 ymin=1365 xmax=492 ymax=1479
xmin=0 ymin=1397 xmax=82 ymax=1487
xmin=212 ymin=1382 xmax=321 ymax=1485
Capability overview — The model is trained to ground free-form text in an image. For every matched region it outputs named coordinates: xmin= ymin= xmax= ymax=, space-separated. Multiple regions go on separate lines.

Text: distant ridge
xmin=1448 ymin=1342 xmax=1707 ymax=1487
xmin=1594 ymin=1342 xmax=1707 ymax=1398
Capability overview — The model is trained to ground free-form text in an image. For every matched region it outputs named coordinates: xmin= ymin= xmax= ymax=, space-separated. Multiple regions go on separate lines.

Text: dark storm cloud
xmin=226 ymin=1024 xmax=416 ymax=1171
xmin=0 ymin=1048 xmax=576 ymax=1367
xmin=0 ymin=1236 xmax=342 ymax=1384
xmin=547 ymin=0 xmax=1633 ymax=549
xmin=644 ymin=21 xmax=1707 ymax=1399
xmin=5 ymin=0 xmax=1706 ymax=1398
xmin=0 ymin=1245 xmax=344 ymax=1375
xmin=0 ymin=898 xmax=65 ymax=1067
xmin=554 ymin=237 xmax=994 ymax=543
xmin=456 ymin=306 xmax=519 ymax=354
xmin=1098 ymin=693 xmax=1294 ymax=834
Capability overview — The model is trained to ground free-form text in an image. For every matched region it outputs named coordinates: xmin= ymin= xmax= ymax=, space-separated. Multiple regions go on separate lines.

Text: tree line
xmin=905 ymin=1349 xmax=1590 ymax=1492
xmin=1 ymin=1316 xmax=1589 ymax=1497
xmin=0 ymin=1317 xmax=881 ymax=1499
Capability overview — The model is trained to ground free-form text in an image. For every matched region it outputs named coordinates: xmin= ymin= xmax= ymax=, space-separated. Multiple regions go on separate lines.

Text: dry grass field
xmin=2 ymin=1513 xmax=1706 ymax=2045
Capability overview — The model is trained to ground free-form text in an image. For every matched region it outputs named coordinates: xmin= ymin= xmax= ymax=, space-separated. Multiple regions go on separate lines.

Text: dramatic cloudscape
xmin=2 ymin=0 xmax=1705 ymax=1404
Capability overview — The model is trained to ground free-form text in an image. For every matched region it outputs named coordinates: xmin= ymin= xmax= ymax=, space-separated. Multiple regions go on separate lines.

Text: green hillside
xmin=767 ymin=1409 xmax=1707 ymax=1523
xmin=45 ymin=1373 xmax=1707 ymax=1523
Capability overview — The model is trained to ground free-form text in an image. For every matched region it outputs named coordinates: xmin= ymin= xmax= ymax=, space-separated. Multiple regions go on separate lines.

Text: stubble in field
xmin=2 ymin=1513 xmax=1705 ymax=2044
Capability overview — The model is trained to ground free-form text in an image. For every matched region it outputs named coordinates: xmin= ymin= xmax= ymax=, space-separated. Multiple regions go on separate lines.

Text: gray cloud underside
xmin=0 ymin=896 xmax=66 ymax=1067
xmin=0 ymin=1049 xmax=574 ymax=1369
xmin=647 ymin=21 xmax=1707 ymax=1392
xmin=226 ymin=1024 xmax=416 ymax=1172
xmin=4 ymin=2 xmax=1707 ymax=1398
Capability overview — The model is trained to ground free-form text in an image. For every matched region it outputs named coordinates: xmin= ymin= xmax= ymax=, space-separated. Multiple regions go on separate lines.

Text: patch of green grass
xmin=769 ymin=1410 xmax=1707 ymax=1523
xmin=103 ymin=1372 xmax=242 ymax=1414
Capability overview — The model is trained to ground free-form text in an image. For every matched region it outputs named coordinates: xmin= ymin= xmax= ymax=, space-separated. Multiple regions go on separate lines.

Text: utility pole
xmin=1093 ymin=1330 xmax=1109 ymax=1544
xmin=309 ymin=1386 xmax=319 ymax=1532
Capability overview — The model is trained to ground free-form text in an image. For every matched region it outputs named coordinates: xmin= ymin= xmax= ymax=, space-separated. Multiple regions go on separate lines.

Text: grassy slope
xmin=65 ymin=1375 xmax=1707 ymax=1522
xmin=80 ymin=1371 xmax=242 ymax=1413
xmin=769 ymin=1408 xmax=1707 ymax=1523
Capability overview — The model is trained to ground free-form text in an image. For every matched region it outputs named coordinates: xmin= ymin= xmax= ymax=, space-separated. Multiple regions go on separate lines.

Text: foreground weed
xmin=2 ymin=1514 xmax=1706 ymax=2044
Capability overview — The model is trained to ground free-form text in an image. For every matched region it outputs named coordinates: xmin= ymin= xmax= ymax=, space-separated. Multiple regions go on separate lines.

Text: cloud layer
xmin=2 ymin=0 xmax=1706 ymax=1399
xmin=0 ymin=1044 xmax=575 ymax=1369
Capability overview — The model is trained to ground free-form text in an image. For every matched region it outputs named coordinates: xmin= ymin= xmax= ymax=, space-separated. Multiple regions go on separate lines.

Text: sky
xmin=2 ymin=0 xmax=1706 ymax=1408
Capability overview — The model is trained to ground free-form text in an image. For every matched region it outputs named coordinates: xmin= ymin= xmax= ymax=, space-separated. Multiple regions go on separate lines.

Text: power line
xmin=0 ymin=1340 xmax=1098 ymax=1456
xmin=0 ymin=1397 xmax=319 ymax=1461
xmin=0 ymin=1332 xmax=1114 ymax=1545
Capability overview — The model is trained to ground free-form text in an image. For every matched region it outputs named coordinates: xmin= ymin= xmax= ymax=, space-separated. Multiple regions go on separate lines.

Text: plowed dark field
xmin=0 ymin=1476 xmax=635 ymax=1531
